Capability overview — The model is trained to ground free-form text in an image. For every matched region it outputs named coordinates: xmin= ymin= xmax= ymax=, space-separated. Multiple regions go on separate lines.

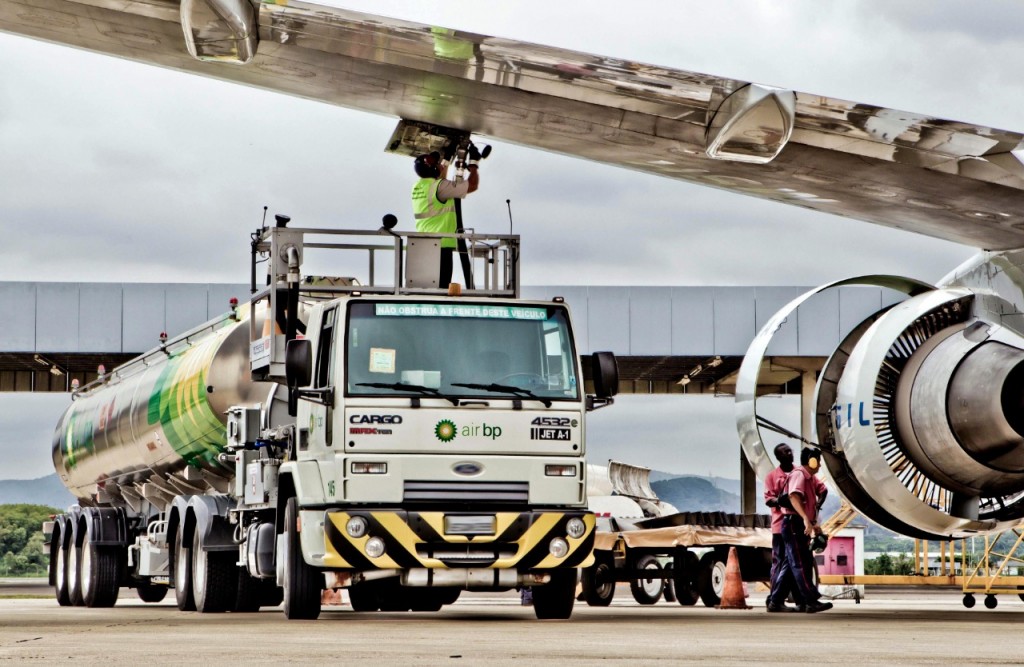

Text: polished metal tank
xmin=52 ymin=308 xmax=269 ymax=501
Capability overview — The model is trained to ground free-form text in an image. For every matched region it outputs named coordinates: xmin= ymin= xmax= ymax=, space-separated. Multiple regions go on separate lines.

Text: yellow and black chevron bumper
xmin=323 ymin=510 xmax=595 ymax=570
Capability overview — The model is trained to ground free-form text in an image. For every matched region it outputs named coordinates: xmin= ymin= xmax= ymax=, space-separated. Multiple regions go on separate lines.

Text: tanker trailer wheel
xmin=172 ymin=525 xmax=196 ymax=611
xmin=233 ymin=570 xmax=264 ymax=613
xmin=54 ymin=533 xmax=72 ymax=607
xmin=192 ymin=529 xmax=239 ymax=613
xmin=135 ymin=581 xmax=168 ymax=603
xmin=80 ymin=528 xmax=121 ymax=608
xmin=672 ymin=549 xmax=700 ymax=606
xmin=697 ymin=551 xmax=727 ymax=607
xmin=282 ymin=497 xmax=322 ymax=620
xmin=532 ymin=568 xmax=577 ymax=620
xmin=580 ymin=553 xmax=615 ymax=606
xmin=629 ymin=554 xmax=664 ymax=605
xmin=67 ymin=527 xmax=84 ymax=607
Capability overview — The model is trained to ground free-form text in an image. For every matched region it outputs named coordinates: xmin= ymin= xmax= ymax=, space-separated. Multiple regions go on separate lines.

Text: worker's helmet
xmin=414 ymin=151 xmax=442 ymax=178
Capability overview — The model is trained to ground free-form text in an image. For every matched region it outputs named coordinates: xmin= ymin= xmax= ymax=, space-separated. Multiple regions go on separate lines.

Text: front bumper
xmin=323 ymin=509 xmax=595 ymax=570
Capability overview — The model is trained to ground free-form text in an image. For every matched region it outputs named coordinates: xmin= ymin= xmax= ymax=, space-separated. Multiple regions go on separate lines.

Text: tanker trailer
xmin=46 ymin=219 xmax=615 ymax=620
xmin=48 ymin=303 xmax=290 ymax=608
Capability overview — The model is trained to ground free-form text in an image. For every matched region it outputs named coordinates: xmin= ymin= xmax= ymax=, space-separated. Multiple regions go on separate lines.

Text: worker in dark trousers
xmin=777 ymin=448 xmax=833 ymax=613
xmin=411 ymin=150 xmax=480 ymax=287
xmin=764 ymin=443 xmax=800 ymax=612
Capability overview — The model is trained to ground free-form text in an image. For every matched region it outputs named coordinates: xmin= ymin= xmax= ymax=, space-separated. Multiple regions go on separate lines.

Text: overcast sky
xmin=2 ymin=1 xmax=1022 ymax=480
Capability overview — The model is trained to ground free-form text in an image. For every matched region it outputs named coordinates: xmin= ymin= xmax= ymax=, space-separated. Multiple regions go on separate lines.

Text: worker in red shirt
xmin=764 ymin=443 xmax=799 ymax=612
xmin=777 ymin=448 xmax=833 ymax=613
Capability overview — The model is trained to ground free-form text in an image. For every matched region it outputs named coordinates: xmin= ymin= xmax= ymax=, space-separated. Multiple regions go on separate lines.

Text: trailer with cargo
xmin=581 ymin=461 xmax=772 ymax=606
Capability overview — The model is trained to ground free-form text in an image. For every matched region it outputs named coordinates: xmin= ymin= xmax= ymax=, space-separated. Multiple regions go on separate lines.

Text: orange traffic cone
xmin=716 ymin=546 xmax=751 ymax=610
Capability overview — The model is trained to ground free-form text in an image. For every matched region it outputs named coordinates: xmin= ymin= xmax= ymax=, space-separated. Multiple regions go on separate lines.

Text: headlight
xmin=566 ymin=517 xmax=586 ymax=539
xmin=548 ymin=537 xmax=569 ymax=559
xmin=365 ymin=536 xmax=386 ymax=559
xmin=351 ymin=462 xmax=387 ymax=474
xmin=346 ymin=516 xmax=368 ymax=538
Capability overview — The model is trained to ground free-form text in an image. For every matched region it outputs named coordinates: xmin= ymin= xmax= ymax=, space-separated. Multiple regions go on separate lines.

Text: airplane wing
xmin=3 ymin=0 xmax=1024 ymax=249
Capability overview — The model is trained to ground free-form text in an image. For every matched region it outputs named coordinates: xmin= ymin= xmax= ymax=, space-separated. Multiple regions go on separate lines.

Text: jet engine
xmin=737 ymin=262 xmax=1024 ymax=540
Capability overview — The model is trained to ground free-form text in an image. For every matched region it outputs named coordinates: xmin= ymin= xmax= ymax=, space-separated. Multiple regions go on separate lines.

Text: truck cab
xmin=248 ymin=221 xmax=618 ymax=619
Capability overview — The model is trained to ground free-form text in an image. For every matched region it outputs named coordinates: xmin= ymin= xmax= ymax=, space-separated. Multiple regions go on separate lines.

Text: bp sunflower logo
xmin=435 ymin=419 xmax=457 ymax=443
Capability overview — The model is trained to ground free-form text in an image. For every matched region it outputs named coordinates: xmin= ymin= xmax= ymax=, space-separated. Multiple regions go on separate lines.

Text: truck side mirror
xmin=286 ymin=339 xmax=312 ymax=388
xmin=591 ymin=351 xmax=619 ymax=398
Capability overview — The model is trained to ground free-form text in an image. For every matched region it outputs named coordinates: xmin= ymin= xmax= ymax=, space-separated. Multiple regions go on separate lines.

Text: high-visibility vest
xmin=412 ymin=178 xmax=457 ymax=249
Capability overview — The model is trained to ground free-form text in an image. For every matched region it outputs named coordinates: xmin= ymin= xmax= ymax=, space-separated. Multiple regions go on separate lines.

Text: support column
xmin=801 ymin=370 xmax=816 ymax=448
xmin=740 ymin=448 xmax=757 ymax=515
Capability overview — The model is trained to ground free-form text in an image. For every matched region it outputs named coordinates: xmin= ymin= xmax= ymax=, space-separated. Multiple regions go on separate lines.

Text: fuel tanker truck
xmin=45 ymin=217 xmax=618 ymax=619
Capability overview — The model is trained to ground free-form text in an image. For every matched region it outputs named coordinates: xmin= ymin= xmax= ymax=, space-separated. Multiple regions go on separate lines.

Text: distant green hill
xmin=650 ymin=475 xmax=743 ymax=513
xmin=0 ymin=475 xmax=76 ymax=509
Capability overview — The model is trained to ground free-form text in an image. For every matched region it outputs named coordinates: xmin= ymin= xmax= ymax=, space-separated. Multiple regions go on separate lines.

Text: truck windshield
xmin=346 ymin=302 xmax=579 ymax=402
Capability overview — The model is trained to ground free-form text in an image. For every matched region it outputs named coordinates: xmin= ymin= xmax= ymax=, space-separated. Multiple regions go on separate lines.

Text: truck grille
xmin=403 ymin=481 xmax=529 ymax=504
xmin=416 ymin=543 xmax=518 ymax=564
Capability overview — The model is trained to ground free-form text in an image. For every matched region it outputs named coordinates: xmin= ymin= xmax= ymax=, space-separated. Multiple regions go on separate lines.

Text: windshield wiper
xmin=451 ymin=382 xmax=552 ymax=408
xmin=356 ymin=382 xmax=460 ymax=406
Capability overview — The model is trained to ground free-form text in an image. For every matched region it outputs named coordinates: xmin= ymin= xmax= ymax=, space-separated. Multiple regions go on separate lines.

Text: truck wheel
xmin=135 ymin=581 xmax=168 ymax=603
xmin=282 ymin=497 xmax=322 ymax=620
xmin=192 ymin=529 xmax=238 ymax=613
xmin=580 ymin=555 xmax=615 ymax=606
xmin=673 ymin=549 xmax=700 ymax=606
xmin=533 ymin=568 xmax=577 ymax=620
xmin=234 ymin=570 xmax=263 ymax=613
xmin=376 ymin=578 xmax=412 ymax=612
xmin=81 ymin=528 xmax=121 ymax=608
xmin=54 ymin=536 xmax=72 ymax=607
xmin=438 ymin=588 xmax=461 ymax=606
xmin=67 ymin=529 xmax=84 ymax=607
xmin=697 ymin=552 xmax=727 ymax=607
xmin=629 ymin=555 xmax=664 ymax=605
xmin=173 ymin=525 xmax=196 ymax=612
xmin=409 ymin=589 xmax=445 ymax=612
xmin=348 ymin=581 xmax=380 ymax=612
xmin=261 ymin=582 xmax=284 ymax=607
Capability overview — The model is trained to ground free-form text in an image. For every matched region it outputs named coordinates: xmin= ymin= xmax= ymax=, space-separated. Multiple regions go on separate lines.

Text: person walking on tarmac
xmin=764 ymin=443 xmax=800 ymax=613
xmin=411 ymin=149 xmax=480 ymax=288
xmin=777 ymin=447 xmax=833 ymax=614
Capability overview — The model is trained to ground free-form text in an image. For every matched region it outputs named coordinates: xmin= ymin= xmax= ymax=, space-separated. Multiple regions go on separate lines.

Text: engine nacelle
xmin=738 ymin=274 xmax=1024 ymax=539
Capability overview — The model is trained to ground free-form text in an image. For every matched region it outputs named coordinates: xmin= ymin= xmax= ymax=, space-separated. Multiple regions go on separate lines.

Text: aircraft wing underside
xmin=4 ymin=0 xmax=1024 ymax=249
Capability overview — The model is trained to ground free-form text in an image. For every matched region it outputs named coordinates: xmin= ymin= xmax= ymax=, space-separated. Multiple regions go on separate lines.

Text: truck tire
xmin=233 ymin=570 xmax=264 ymax=613
xmin=673 ymin=549 xmax=700 ymax=606
xmin=697 ymin=552 xmax=727 ymax=607
xmin=261 ymin=583 xmax=284 ymax=608
xmin=348 ymin=581 xmax=380 ymax=612
xmin=67 ymin=529 xmax=84 ymax=607
xmin=438 ymin=588 xmax=461 ymax=606
xmin=192 ymin=529 xmax=238 ymax=613
xmin=629 ymin=554 xmax=664 ymax=605
xmin=533 ymin=568 xmax=577 ymax=620
xmin=376 ymin=578 xmax=412 ymax=612
xmin=81 ymin=529 xmax=121 ymax=608
xmin=173 ymin=525 xmax=196 ymax=612
xmin=409 ymin=589 xmax=445 ymax=612
xmin=282 ymin=497 xmax=322 ymax=620
xmin=580 ymin=555 xmax=615 ymax=606
xmin=54 ymin=537 xmax=72 ymax=607
xmin=135 ymin=581 xmax=169 ymax=603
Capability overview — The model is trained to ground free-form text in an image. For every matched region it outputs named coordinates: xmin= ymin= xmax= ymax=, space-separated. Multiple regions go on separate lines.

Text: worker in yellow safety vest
xmin=411 ymin=150 xmax=480 ymax=287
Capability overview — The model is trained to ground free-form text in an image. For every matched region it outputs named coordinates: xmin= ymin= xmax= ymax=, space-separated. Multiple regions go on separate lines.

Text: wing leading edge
xmin=3 ymin=0 xmax=1024 ymax=249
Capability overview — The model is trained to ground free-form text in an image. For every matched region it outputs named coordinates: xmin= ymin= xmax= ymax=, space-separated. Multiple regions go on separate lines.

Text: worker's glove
xmin=765 ymin=498 xmax=778 ymax=508
xmin=467 ymin=142 xmax=482 ymax=164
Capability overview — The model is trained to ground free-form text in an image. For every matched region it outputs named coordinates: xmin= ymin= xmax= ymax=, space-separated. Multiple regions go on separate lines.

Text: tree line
xmin=0 ymin=504 xmax=59 ymax=577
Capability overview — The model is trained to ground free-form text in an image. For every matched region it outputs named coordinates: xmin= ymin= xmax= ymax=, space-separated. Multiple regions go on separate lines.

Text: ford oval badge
xmin=453 ymin=461 xmax=483 ymax=476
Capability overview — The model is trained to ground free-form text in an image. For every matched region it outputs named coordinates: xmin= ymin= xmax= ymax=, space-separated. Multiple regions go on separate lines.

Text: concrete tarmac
xmin=1 ymin=581 xmax=1021 ymax=665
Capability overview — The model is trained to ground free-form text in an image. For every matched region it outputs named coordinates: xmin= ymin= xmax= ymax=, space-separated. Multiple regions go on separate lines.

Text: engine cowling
xmin=738 ymin=278 xmax=1024 ymax=539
